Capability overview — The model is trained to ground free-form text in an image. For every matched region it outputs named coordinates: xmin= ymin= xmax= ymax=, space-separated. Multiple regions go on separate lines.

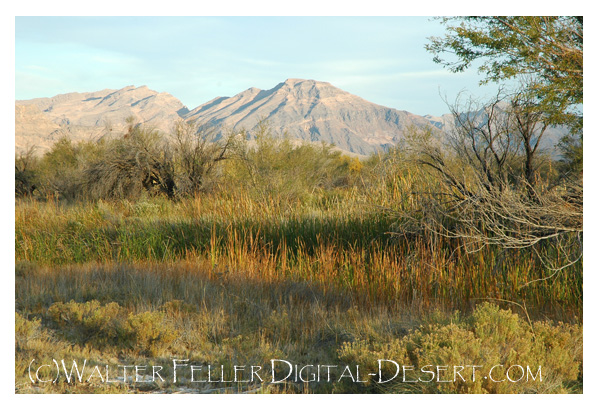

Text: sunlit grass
xmin=15 ymin=178 xmax=582 ymax=393
xmin=15 ymin=188 xmax=582 ymax=314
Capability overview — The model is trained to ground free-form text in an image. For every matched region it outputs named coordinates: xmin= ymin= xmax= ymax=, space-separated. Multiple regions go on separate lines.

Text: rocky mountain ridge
xmin=16 ymin=85 xmax=188 ymax=152
xmin=185 ymin=79 xmax=435 ymax=155
xmin=15 ymin=79 xmax=563 ymax=156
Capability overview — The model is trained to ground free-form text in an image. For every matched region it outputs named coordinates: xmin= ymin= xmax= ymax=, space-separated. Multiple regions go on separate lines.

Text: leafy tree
xmin=426 ymin=16 xmax=582 ymax=132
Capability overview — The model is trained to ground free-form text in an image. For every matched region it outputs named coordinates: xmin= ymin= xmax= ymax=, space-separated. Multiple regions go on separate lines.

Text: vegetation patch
xmin=47 ymin=300 xmax=178 ymax=356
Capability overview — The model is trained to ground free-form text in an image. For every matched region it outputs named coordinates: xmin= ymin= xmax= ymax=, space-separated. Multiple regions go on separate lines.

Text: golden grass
xmin=15 ymin=179 xmax=583 ymax=393
xmin=16 ymin=261 xmax=582 ymax=393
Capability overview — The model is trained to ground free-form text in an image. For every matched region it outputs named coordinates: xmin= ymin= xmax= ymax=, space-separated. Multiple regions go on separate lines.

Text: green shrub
xmin=47 ymin=300 xmax=125 ymax=346
xmin=338 ymin=303 xmax=582 ymax=393
xmin=127 ymin=311 xmax=178 ymax=356
xmin=15 ymin=313 xmax=43 ymax=350
xmin=46 ymin=300 xmax=178 ymax=356
xmin=225 ymin=121 xmax=356 ymax=204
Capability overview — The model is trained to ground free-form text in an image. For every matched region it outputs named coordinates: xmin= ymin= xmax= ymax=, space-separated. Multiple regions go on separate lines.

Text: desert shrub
xmin=227 ymin=121 xmax=356 ymax=204
xmin=338 ymin=303 xmax=582 ymax=393
xmin=15 ymin=312 xmax=66 ymax=387
xmin=15 ymin=313 xmax=44 ymax=350
xmin=25 ymin=137 xmax=107 ymax=201
xmin=33 ymin=138 xmax=83 ymax=200
xmin=397 ymin=99 xmax=583 ymax=277
xmin=80 ymin=120 xmax=238 ymax=200
xmin=127 ymin=311 xmax=178 ymax=356
xmin=15 ymin=147 xmax=39 ymax=197
xmin=169 ymin=120 xmax=234 ymax=196
xmin=82 ymin=124 xmax=176 ymax=200
xmin=46 ymin=300 xmax=178 ymax=356
xmin=40 ymin=137 xmax=81 ymax=198
xmin=47 ymin=300 xmax=126 ymax=347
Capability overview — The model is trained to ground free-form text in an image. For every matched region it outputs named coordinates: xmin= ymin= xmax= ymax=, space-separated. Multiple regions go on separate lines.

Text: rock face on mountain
xmin=16 ymin=80 xmax=439 ymax=156
xmin=15 ymin=104 xmax=61 ymax=152
xmin=185 ymin=79 xmax=432 ymax=155
xmin=16 ymin=86 xmax=188 ymax=152
xmin=15 ymin=79 xmax=565 ymax=157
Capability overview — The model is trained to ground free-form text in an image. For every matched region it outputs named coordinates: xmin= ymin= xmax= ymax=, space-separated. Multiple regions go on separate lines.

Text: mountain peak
xmin=183 ymin=79 xmax=432 ymax=155
xmin=282 ymin=78 xmax=331 ymax=87
xmin=283 ymin=78 xmax=308 ymax=85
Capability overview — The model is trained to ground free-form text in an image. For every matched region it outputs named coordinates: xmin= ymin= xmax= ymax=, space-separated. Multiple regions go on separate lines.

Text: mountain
xmin=16 ymin=85 xmax=188 ymax=152
xmin=185 ymin=78 xmax=433 ymax=155
xmin=15 ymin=80 xmax=439 ymax=155
xmin=15 ymin=79 xmax=565 ymax=156
xmin=423 ymin=113 xmax=455 ymax=130
xmin=15 ymin=104 xmax=62 ymax=152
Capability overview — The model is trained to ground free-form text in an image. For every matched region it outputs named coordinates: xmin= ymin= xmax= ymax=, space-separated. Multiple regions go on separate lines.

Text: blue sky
xmin=16 ymin=16 xmax=504 ymax=116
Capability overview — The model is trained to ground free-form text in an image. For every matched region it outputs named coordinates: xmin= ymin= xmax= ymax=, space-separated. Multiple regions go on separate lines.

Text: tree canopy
xmin=426 ymin=17 xmax=583 ymax=131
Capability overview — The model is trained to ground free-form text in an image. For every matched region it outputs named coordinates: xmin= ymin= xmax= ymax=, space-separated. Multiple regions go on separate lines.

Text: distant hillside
xmin=16 ymin=86 xmax=188 ymax=152
xmin=15 ymin=79 xmax=565 ymax=156
xmin=184 ymin=78 xmax=433 ymax=155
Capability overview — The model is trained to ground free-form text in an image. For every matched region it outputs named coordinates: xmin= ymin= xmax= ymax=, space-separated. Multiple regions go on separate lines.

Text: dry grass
xmin=15 ymin=175 xmax=582 ymax=393
xmin=15 ymin=187 xmax=582 ymax=315
xmin=15 ymin=261 xmax=582 ymax=393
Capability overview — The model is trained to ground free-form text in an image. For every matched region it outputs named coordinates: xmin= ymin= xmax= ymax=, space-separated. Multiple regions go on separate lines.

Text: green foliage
xmin=46 ymin=300 xmax=178 ymax=356
xmin=427 ymin=17 xmax=583 ymax=173
xmin=35 ymin=138 xmax=85 ymax=200
xmin=17 ymin=137 xmax=106 ymax=200
xmin=226 ymin=120 xmax=359 ymax=204
xmin=427 ymin=17 xmax=582 ymax=128
xmin=338 ymin=303 xmax=582 ymax=393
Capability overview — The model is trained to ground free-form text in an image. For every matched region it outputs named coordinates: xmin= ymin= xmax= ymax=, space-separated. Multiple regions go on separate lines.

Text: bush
xmin=83 ymin=124 xmax=176 ymax=200
xmin=170 ymin=120 xmax=234 ymax=196
xmin=338 ymin=303 xmax=582 ymax=393
xmin=19 ymin=137 xmax=106 ymax=201
xmin=47 ymin=300 xmax=126 ymax=346
xmin=127 ymin=311 xmax=178 ymax=356
xmin=15 ymin=147 xmax=39 ymax=197
xmin=15 ymin=313 xmax=44 ymax=351
xmin=226 ymin=121 xmax=357 ymax=204
xmin=46 ymin=300 xmax=178 ymax=356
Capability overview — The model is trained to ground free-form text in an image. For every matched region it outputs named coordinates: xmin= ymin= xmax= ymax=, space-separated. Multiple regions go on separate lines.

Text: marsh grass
xmin=16 ymin=188 xmax=582 ymax=314
xmin=15 ymin=163 xmax=582 ymax=393
xmin=15 ymin=174 xmax=582 ymax=393
xmin=15 ymin=261 xmax=582 ymax=394
xmin=15 ymin=120 xmax=583 ymax=394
